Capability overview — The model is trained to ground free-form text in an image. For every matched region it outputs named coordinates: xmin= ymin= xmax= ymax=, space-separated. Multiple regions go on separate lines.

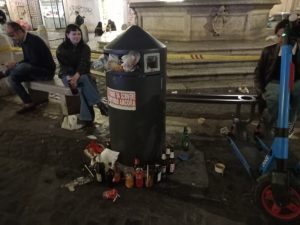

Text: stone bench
xmin=25 ymin=77 xmax=80 ymax=115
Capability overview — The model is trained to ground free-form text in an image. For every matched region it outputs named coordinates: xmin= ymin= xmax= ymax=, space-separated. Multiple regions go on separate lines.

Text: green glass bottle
xmin=181 ymin=126 xmax=190 ymax=151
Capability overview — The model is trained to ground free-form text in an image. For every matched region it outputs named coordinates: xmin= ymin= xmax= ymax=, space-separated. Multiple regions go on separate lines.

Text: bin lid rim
xmin=104 ymin=25 xmax=166 ymax=51
xmin=104 ymin=48 xmax=166 ymax=54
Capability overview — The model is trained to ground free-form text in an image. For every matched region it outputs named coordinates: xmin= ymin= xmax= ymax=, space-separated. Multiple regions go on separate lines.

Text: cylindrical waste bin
xmin=104 ymin=25 xmax=166 ymax=166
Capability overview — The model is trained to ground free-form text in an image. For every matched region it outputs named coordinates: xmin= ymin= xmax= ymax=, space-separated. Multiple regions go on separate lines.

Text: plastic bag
xmin=92 ymin=54 xmax=108 ymax=71
xmin=61 ymin=115 xmax=84 ymax=130
xmin=121 ymin=51 xmax=140 ymax=72
xmin=95 ymin=148 xmax=120 ymax=172
xmin=107 ymin=54 xmax=123 ymax=72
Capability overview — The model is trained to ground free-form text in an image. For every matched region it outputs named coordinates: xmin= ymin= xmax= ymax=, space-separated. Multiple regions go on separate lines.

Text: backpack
xmin=76 ymin=15 xmax=84 ymax=26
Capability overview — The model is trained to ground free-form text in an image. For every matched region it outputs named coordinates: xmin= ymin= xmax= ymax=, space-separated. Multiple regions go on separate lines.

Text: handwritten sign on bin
xmin=107 ymin=87 xmax=136 ymax=111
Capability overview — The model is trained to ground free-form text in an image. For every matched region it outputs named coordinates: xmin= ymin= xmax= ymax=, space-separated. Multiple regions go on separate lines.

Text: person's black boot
xmin=78 ymin=120 xmax=94 ymax=128
xmin=97 ymin=101 xmax=108 ymax=116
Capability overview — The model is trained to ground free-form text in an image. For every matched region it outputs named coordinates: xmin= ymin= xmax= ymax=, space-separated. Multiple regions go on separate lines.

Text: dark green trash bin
xmin=104 ymin=25 xmax=166 ymax=166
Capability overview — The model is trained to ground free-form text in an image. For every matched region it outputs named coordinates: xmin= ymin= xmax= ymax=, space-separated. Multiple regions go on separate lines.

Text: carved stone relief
xmin=211 ymin=5 xmax=229 ymax=36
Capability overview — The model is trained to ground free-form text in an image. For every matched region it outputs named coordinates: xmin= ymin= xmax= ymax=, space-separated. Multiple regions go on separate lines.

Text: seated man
xmin=2 ymin=21 xmax=56 ymax=113
xmin=254 ymin=19 xmax=300 ymax=137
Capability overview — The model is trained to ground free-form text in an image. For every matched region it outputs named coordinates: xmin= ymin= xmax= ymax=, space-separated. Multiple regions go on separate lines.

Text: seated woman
xmin=56 ymin=24 xmax=108 ymax=126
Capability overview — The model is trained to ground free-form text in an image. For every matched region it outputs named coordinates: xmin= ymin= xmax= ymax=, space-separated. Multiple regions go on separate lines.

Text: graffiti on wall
xmin=17 ymin=6 xmax=27 ymax=18
xmin=69 ymin=5 xmax=92 ymax=16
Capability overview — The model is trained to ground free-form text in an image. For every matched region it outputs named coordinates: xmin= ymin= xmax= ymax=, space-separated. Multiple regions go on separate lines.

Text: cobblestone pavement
xmin=1 ymin=97 xmax=300 ymax=225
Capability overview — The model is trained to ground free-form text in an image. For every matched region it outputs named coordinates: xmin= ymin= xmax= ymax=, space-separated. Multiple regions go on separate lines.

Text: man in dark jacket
xmin=3 ymin=21 xmax=56 ymax=114
xmin=254 ymin=19 xmax=300 ymax=136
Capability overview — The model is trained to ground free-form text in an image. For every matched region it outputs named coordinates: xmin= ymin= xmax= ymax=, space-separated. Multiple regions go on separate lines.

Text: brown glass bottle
xmin=68 ymin=80 xmax=78 ymax=95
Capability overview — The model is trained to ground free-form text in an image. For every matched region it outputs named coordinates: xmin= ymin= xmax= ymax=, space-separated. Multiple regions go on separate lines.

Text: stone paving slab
xmin=1 ymin=98 xmax=300 ymax=225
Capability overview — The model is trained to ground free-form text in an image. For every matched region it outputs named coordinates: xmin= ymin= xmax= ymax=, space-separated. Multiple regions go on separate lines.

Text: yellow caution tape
xmin=0 ymin=46 xmax=22 ymax=53
xmin=1 ymin=46 xmax=259 ymax=62
xmin=167 ymin=53 xmax=259 ymax=61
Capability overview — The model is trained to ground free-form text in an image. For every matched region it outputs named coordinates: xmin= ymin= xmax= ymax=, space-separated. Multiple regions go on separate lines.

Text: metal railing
xmin=166 ymin=93 xmax=258 ymax=123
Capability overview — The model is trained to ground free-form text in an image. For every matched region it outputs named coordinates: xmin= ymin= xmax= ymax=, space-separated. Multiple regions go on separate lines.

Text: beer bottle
xmin=181 ymin=126 xmax=190 ymax=151
xmin=135 ymin=168 xmax=144 ymax=188
xmin=169 ymin=151 xmax=175 ymax=174
xmin=106 ymin=162 xmax=115 ymax=187
xmin=166 ymin=145 xmax=172 ymax=174
xmin=112 ymin=164 xmax=121 ymax=184
xmin=155 ymin=164 xmax=162 ymax=183
xmin=133 ymin=156 xmax=140 ymax=170
xmin=165 ymin=146 xmax=171 ymax=158
xmin=68 ymin=79 xmax=78 ymax=95
xmin=161 ymin=153 xmax=167 ymax=180
xmin=105 ymin=138 xmax=111 ymax=149
xmin=94 ymin=162 xmax=104 ymax=183
xmin=124 ymin=168 xmax=134 ymax=188
xmin=145 ymin=165 xmax=154 ymax=188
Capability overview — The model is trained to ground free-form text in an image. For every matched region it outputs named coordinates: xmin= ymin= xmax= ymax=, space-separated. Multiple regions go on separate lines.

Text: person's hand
xmin=69 ymin=72 xmax=80 ymax=88
xmin=5 ymin=61 xmax=17 ymax=70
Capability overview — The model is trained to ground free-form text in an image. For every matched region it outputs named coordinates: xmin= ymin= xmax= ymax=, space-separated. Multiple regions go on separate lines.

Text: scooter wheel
xmin=255 ymin=174 xmax=300 ymax=223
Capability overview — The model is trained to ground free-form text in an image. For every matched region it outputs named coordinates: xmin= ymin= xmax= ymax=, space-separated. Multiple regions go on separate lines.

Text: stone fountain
xmin=130 ymin=0 xmax=280 ymax=41
xmin=128 ymin=0 xmax=280 ymax=91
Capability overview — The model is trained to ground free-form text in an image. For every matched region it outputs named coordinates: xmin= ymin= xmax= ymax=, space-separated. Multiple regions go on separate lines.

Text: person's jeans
xmin=61 ymin=74 xmax=101 ymax=122
xmin=263 ymin=80 xmax=300 ymax=125
xmin=6 ymin=62 xmax=54 ymax=104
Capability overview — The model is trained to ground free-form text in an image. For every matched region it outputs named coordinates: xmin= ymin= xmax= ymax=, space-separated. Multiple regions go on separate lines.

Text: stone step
xmin=167 ymin=65 xmax=255 ymax=78
xmin=167 ymin=60 xmax=257 ymax=69
xmin=167 ymin=74 xmax=254 ymax=92
xmin=165 ymin=39 xmax=273 ymax=53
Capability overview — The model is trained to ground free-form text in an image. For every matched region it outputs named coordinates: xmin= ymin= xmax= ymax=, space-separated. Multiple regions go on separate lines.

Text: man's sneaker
xmin=255 ymin=118 xmax=274 ymax=139
xmin=288 ymin=121 xmax=295 ymax=138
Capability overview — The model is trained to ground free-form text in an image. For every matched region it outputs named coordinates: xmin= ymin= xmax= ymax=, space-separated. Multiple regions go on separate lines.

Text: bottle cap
xmin=161 ymin=153 xmax=166 ymax=160
xmin=165 ymin=147 xmax=171 ymax=154
xmin=134 ymin=157 xmax=140 ymax=166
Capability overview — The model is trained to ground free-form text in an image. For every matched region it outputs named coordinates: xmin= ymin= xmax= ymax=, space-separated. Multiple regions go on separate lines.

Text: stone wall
xmin=6 ymin=0 xmax=40 ymax=29
xmin=63 ymin=0 xmax=100 ymax=31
